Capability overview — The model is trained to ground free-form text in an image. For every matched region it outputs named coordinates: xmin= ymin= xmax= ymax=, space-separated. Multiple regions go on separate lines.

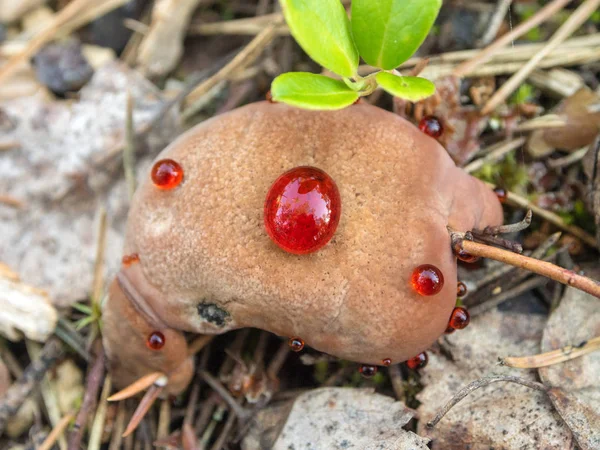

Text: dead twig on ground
xmin=501 ymin=335 xmax=600 ymax=368
xmin=427 ymin=375 xmax=548 ymax=428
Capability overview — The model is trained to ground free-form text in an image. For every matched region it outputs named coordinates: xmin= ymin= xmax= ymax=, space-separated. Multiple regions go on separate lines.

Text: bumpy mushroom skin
xmin=103 ymin=102 xmax=502 ymax=391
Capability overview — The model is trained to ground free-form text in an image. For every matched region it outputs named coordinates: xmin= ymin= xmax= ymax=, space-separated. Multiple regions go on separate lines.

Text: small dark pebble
xmin=32 ymin=39 xmax=94 ymax=97
xmin=90 ymin=0 xmax=145 ymax=54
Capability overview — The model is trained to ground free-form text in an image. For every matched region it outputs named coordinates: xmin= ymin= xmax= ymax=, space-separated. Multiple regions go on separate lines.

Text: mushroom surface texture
xmin=102 ymin=102 xmax=503 ymax=393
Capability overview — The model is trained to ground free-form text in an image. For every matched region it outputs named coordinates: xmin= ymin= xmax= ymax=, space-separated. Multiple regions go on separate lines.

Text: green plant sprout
xmin=272 ymin=0 xmax=442 ymax=110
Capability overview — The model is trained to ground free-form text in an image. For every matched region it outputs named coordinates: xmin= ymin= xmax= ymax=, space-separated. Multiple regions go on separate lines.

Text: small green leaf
xmin=72 ymin=302 xmax=93 ymax=315
xmin=280 ymin=0 xmax=358 ymax=77
xmin=272 ymin=72 xmax=359 ymax=110
xmin=375 ymin=72 xmax=435 ymax=101
xmin=352 ymin=0 xmax=442 ymax=70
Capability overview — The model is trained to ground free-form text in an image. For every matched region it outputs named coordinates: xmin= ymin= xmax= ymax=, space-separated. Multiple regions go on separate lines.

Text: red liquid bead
xmin=449 ymin=307 xmax=470 ymax=330
xmin=146 ymin=331 xmax=165 ymax=350
xmin=151 ymin=159 xmax=183 ymax=190
xmin=264 ymin=166 xmax=341 ymax=254
xmin=382 ymin=358 xmax=392 ymax=366
xmin=122 ymin=253 xmax=140 ymax=266
xmin=406 ymin=352 xmax=428 ymax=370
xmin=494 ymin=187 xmax=507 ymax=204
xmin=452 ymin=242 xmax=480 ymax=264
xmin=359 ymin=364 xmax=378 ymax=378
xmin=456 ymin=281 xmax=467 ymax=298
xmin=288 ymin=337 xmax=305 ymax=352
xmin=411 ymin=264 xmax=444 ymax=296
xmin=266 ymin=91 xmax=274 ymax=103
xmin=418 ymin=116 xmax=443 ymax=138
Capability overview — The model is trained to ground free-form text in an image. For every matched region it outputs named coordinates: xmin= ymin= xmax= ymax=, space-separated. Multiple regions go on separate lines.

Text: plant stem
xmin=458 ymin=239 xmax=600 ymax=299
xmin=500 ymin=335 xmax=600 ymax=368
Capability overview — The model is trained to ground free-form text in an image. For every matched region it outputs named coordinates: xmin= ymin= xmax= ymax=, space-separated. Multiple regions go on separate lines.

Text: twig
xmin=500 ymin=335 xmax=600 ymax=368
xmin=55 ymin=318 xmax=91 ymax=362
xmin=481 ymin=0 xmax=600 ymax=114
xmin=88 ymin=377 xmax=112 ymax=450
xmin=515 ymin=114 xmax=567 ymax=132
xmin=266 ymin=340 xmax=290 ymax=379
xmin=157 ymin=398 xmax=171 ymax=440
xmin=199 ymin=371 xmax=251 ymax=420
xmin=108 ymin=403 xmax=127 ymax=450
xmin=478 ymin=0 xmax=514 ymax=47
xmin=486 ymin=183 xmax=597 ymax=247
xmin=122 ymin=384 xmax=164 ymax=438
xmin=210 ymin=407 xmax=237 ymax=450
xmin=0 ymin=140 xmax=20 ymax=151
xmin=547 ymin=147 xmax=588 ymax=169
xmin=455 ymin=238 xmax=600 ymax=299
xmin=0 ymin=194 xmax=24 ymax=208
xmin=187 ymin=335 xmax=213 ymax=356
xmin=38 ymin=413 xmax=74 ymax=450
xmin=388 ymin=364 xmax=405 ymax=403
xmin=0 ymin=0 xmax=94 ymax=85
xmin=479 ymin=210 xmax=532 ymax=235
xmin=67 ymin=342 xmax=105 ymax=450
xmin=453 ymin=0 xmax=572 ymax=77
xmin=124 ymin=92 xmax=137 ymax=201
xmin=464 ymin=138 xmax=525 ymax=173
xmin=0 ymin=337 xmax=64 ymax=436
xmin=427 ymin=375 xmax=548 ymax=428
xmin=92 ymin=208 xmax=107 ymax=306
xmin=183 ymin=19 xmax=283 ymax=110
xmin=108 ymin=372 xmax=167 ymax=402
xmin=189 ymin=13 xmax=288 ymax=36
xmin=469 ymin=275 xmax=549 ymax=316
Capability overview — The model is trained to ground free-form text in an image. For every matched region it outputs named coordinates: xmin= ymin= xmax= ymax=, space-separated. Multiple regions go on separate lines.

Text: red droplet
xmin=411 ymin=264 xmax=444 ymax=296
xmin=146 ymin=331 xmax=165 ymax=350
xmin=151 ymin=159 xmax=184 ymax=190
xmin=418 ymin=116 xmax=443 ymax=138
xmin=264 ymin=166 xmax=341 ymax=254
xmin=452 ymin=241 xmax=480 ymax=264
xmin=449 ymin=307 xmax=470 ymax=330
xmin=406 ymin=352 xmax=428 ymax=370
xmin=266 ymin=90 xmax=275 ymax=103
xmin=288 ymin=337 xmax=305 ymax=352
xmin=382 ymin=358 xmax=392 ymax=366
xmin=359 ymin=364 xmax=378 ymax=378
xmin=494 ymin=187 xmax=507 ymax=203
xmin=445 ymin=326 xmax=456 ymax=334
xmin=456 ymin=281 xmax=467 ymax=297
xmin=122 ymin=253 xmax=140 ymax=266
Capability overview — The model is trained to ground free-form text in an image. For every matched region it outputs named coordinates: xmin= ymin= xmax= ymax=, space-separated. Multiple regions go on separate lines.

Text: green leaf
xmin=375 ymin=72 xmax=435 ymax=101
xmin=72 ymin=302 xmax=93 ymax=315
xmin=351 ymin=0 xmax=442 ymax=70
xmin=272 ymin=72 xmax=359 ymax=110
xmin=280 ymin=0 xmax=358 ymax=77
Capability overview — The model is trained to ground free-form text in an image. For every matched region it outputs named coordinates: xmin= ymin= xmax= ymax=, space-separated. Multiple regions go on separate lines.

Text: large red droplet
xmin=449 ymin=307 xmax=470 ymax=330
xmin=418 ymin=116 xmax=443 ymax=138
xmin=406 ymin=352 xmax=428 ymax=370
xmin=151 ymin=159 xmax=183 ymax=190
xmin=146 ymin=331 xmax=165 ymax=350
xmin=411 ymin=264 xmax=444 ymax=296
xmin=264 ymin=166 xmax=341 ymax=254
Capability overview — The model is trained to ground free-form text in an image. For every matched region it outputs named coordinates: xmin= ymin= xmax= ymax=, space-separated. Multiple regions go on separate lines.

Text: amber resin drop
xmin=266 ymin=91 xmax=274 ymax=103
xmin=418 ymin=116 xmax=443 ymax=138
xmin=122 ymin=253 xmax=140 ymax=266
xmin=151 ymin=159 xmax=184 ymax=190
xmin=406 ymin=352 xmax=428 ymax=370
xmin=445 ymin=326 xmax=456 ymax=334
xmin=288 ymin=337 xmax=305 ymax=352
xmin=264 ymin=166 xmax=341 ymax=254
xmin=456 ymin=281 xmax=467 ymax=297
xmin=359 ymin=364 xmax=378 ymax=378
xmin=449 ymin=307 xmax=470 ymax=330
xmin=382 ymin=358 xmax=392 ymax=366
xmin=452 ymin=242 xmax=480 ymax=264
xmin=411 ymin=264 xmax=444 ymax=296
xmin=146 ymin=331 xmax=165 ymax=350
xmin=494 ymin=187 xmax=507 ymax=204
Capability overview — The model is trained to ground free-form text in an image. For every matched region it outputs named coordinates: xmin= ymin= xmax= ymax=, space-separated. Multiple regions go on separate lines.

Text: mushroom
xmin=102 ymin=102 xmax=502 ymax=394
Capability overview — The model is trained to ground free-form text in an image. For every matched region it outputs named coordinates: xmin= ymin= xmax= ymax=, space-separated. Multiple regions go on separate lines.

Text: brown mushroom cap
xmin=105 ymin=102 xmax=502 ymax=378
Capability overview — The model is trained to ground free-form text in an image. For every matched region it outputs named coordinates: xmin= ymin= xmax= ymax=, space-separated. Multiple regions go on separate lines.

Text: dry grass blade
xmin=453 ymin=0 xmax=572 ymax=77
xmin=501 ymin=335 xmax=600 ymax=368
xmin=92 ymin=208 xmax=107 ymax=305
xmin=122 ymin=384 xmax=164 ymax=437
xmin=108 ymin=371 xmax=167 ymax=402
xmin=88 ymin=377 xmax=112 ymax=450
xmin=481 ymin=0 xmax=600 ymax=114
xmin=38 ymin=413 xmax=75 ymax=450
xmin=458 ymin=239 xmax=600 ymax=298
xmin=124 ymin=92 xmax=137 ymax=201
xmin=464 ymin=138 xmax=526 ymax=173
xmin=0 ymin=0 xmax=93 ymax=85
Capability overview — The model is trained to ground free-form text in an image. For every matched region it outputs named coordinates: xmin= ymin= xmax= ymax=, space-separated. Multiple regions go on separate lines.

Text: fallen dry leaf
xmin=417 ymin=306 xmax=574 ymax=449
xmin=538 ymin=283 xmax=600 ymax=450
xmin=243 ymin=387 xmax=428 ymax=450
xmin=0 ymin=61 xmax=178 ymax=306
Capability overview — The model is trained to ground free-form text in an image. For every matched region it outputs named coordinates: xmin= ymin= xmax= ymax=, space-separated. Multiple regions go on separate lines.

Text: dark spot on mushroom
xmin=197 ymin=302 xmax=230 ymax=326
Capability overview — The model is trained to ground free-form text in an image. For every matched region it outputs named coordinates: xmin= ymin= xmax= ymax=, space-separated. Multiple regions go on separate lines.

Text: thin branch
xmin=122 ymin=384 xmax=164 ymax=438
xmin=481 ymin=0 xmax=600 ymax=114
xmin=187 ymin=335 xmax=213 ymax=356
xmin=455 ymin=238 xmax=600 ymax=299
xmin=88 ymin=377 xmax=113 ymax=450
xmin=38 ymin=413 xmax=75 ymax=450
xmin=500 ymin=335 xmax=600 ymax=368
xmin=124 ymin=92 xmax=137 ymax=201
xmin=469 ymin=276 xmax=549 ymax=316
xmin=478 ymin=0 xmax=514 ymax=47
xmin=108 ymin=372 xmax=167 ymax=402
xmin=427 ymin=376 xmax=548 ymax=428
xmin=464 ymin=138 xmax=526 ymax=173
xmin=199 ymin=370 xmax=251 ymax=420
xmin=478 ymin=210 xmax=533 ymax=235
xmin=453 ymin=0 xmax=572 ymax=77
